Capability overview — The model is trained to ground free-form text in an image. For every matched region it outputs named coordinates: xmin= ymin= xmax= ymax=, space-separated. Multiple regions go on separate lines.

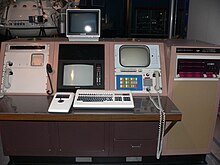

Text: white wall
xmin=187 ymin=0 xmax=220 ymax=45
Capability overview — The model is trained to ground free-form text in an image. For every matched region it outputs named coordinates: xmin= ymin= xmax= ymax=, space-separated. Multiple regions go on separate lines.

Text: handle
xmin=130 ymin=144 xmax=142 ymax=149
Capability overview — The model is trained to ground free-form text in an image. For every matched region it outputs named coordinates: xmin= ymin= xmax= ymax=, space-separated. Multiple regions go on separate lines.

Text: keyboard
xmin=73 ymin=89 xmax=134 ymax=109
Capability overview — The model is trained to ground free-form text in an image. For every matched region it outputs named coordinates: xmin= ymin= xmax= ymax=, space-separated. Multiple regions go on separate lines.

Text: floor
xmin=0 ymin=115 xmax=220 ymax=165
xmin=207 ymin=112 xmax=220 ymax=165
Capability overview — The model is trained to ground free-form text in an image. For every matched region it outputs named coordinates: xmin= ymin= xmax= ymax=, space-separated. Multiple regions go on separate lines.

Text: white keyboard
xmin=73 ymin=89 xmax=134 ymax=109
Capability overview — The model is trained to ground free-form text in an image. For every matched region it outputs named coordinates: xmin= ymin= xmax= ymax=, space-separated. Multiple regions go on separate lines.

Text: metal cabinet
xmin=57 ymin=122 xmax=109 ymax=156
xmin=0 ymin=121 xmax=158 ymax=157
xmin=0 ymin=121 xmax=108 ymax=156
xmin=109 ymin=122 xmax=158 ymax=156
xmin=0 ymin=121 xmax=55 ymax=156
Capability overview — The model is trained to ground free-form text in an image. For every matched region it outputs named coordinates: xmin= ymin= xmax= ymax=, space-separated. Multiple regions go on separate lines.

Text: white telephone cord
xmin=148 ymin=91 xmax=166 ymax=159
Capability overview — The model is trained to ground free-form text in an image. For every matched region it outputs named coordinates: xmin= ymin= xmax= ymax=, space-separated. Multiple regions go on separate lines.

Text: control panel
xmin=1 ymin=44 xmax=50 ymax=94
xmin=114 ymin=44 xmax=162 ymax=94
xmin=115 ymin=69 xmax=162 ymax=93
xmin=176 ymin=55 xmax=220 ymax=79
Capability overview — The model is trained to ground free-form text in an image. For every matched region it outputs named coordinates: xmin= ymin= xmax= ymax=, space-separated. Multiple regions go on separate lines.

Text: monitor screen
xmin=119 ymin=45 xmax=150 ymax=67
xmin=66 ymin=9 xmax=101 ymax=41
xmin=63 ymin=64 xmax=94 ymax=86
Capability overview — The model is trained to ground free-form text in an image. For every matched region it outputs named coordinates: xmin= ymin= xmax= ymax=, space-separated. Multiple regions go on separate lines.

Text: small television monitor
xmin=57 ymin=43 xmax=105 ymax=92
xmin=57 ymin=61 xmax=104 ymax=92
xmin=63 ymin=64 xmax=94 ymax=86
xmin=66 ymin=9 xmax=101 ymax=41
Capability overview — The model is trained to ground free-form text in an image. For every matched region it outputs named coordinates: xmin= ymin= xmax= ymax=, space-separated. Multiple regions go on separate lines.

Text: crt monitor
xmin=120 ymin=45 xmax=150 ymax=67
xmin=57 ymin=61 xmax=104 ymax=92
xmin=63 ymin=64 xmax=94 ymax=86
xmin=66 ymin=9 xmax=101 ymax=41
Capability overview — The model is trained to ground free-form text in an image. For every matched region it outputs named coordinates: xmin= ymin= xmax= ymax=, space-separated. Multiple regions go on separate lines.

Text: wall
xmin=187 ymin=0 xmax=220 ymax=45
xmin=187 ymin=0 xmax=220 ymax=135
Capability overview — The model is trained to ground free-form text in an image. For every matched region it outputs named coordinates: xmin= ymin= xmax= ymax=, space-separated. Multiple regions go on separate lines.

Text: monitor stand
xmin=68 ymin=37 xmax=99 ymax=42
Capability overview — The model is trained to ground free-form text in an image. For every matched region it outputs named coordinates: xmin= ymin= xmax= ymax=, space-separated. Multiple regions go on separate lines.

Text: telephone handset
xmin=154 ymin=71 xmax=161 ymax=91
xmin=46 ymin=63 xmax=54 ymax=95
xmin=0 ymin=61 xmax=13 ymax=98
xmin=4 ymin=68 xmax=13 ymax=89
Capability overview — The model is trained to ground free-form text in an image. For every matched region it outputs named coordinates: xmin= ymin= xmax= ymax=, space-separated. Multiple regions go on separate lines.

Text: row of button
xmin=77 ymin=96 xmax=131 ymax=102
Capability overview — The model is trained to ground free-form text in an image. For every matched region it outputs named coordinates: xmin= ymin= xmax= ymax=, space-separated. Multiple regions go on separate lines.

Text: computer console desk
xmin=0 ymin=95 xmax=181 ymax=165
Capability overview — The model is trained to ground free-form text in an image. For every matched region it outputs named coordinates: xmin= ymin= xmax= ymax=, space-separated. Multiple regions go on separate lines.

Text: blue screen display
xmin=116 ymin=75 xmax=143 ymax=91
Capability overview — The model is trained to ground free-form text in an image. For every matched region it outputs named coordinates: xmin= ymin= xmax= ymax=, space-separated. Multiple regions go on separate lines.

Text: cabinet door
xmin=58 ymin=122 xmax=109 ymax=156
xmin=0 ymin=121 xmax=56 ymax=156
xmin=109 ymin=122 xmax=158 ymax=156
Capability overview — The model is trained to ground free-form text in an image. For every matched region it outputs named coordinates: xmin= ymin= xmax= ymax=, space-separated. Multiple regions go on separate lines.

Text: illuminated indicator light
xmin=71 ymin=69 xmax=74 ymax=81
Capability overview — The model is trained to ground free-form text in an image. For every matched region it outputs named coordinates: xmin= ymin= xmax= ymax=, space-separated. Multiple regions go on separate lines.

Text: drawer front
xmin=111 ymin=139 xmax=157 ymax=156
xmin=113 ymin=122 xmax=158 ymax=140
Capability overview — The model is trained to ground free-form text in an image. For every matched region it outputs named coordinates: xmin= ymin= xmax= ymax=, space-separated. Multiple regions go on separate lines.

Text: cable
xmin=148 ymin=90 xmax=166 ymax=159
